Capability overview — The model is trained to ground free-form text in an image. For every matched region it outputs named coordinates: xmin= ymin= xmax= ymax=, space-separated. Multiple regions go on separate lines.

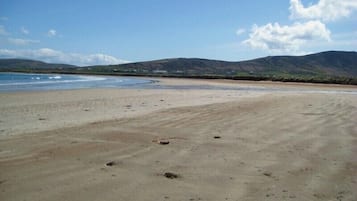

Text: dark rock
xmin=159 ymin=140 xmax=170 ymax=145
xmin=263 ymin=171 xmax=272 ymax=177
xmin=164 ymin=172 xmax=180 ymax=179
xmin=106 ymin=161 xmax=116 ymax=166
xmin=214 ymin=136 xmax=221 ymax=139
xmin=153 ymin=138 xmax=170 ymax=145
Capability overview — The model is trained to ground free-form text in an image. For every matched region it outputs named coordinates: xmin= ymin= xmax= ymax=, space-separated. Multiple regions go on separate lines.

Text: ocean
xmin=0 ymin=73 xmax=153 ymax=92
xmin=1 ymin=72 xmax=356 ymax=95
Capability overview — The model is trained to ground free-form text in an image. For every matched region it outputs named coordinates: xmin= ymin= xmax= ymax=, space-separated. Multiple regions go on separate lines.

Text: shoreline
xmin=2 ymin=72 xmax=357 ymax=95
xmin=0 ymin=72 xmax=156 ymax=93
xmin=2 ymin=70 xmax=357 ymax=86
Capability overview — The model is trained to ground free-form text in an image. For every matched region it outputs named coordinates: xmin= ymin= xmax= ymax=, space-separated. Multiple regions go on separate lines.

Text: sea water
xmin=0 ymin=73 xmax=153 ymax=92
xmin=1 ymin=72 xmax=356 ymax=95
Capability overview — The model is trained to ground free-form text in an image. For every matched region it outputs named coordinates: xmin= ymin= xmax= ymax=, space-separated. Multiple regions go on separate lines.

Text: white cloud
xmin=236 ymin=28 xmax=246 ymax=36
xmin=0 ymin=48 xmax=129 ymax=66
xmin=290 ymin=0 xmax=357 ymax=22
xmin=243 ymin=20 xmax=331 ymax=53
xmin=21 ymin=27 xmax=29 ymax=35
xmin=81 ymin=54 xmax=128 ymax=66
xmin=241 ymin=0 xmax=356 ymax=55
xmin=47 ymin=29 xmax=57 ymax=37
xmin=0 ymin=25 xmax=9 ymax=35
xmin=8 ymin=38 xmax=40 ymax=46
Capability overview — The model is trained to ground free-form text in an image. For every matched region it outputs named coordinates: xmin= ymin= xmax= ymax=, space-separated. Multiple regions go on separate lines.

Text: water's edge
xmin=0 ymin=72 xmax=155 ymax=92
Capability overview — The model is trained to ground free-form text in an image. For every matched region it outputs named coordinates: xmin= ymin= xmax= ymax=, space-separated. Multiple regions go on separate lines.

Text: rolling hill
xmin=0 ymin=59 xmax=76 ymax=71
xmin=1 ymin=51 xmax=356 ymax=84
xmin=99 ymin=51 xmax=356 ymax=77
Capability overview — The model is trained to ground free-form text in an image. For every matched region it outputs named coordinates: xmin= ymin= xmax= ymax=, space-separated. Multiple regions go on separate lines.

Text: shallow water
xmin=1 ymin=72 xmax=356 ymax=95
xmin=0 ymin=73 xmax=153 ymax=92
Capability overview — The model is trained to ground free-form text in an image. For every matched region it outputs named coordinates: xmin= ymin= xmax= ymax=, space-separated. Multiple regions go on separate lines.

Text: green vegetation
xmin=1 ymin=51 xmax=357 ymax=85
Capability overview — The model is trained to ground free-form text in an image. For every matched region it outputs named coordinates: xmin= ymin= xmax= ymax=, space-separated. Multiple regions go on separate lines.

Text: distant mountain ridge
xmin=109 ymin=51 xmax=357 ymax=77
xmin=1 ymin=51 xmax=357 ymax=84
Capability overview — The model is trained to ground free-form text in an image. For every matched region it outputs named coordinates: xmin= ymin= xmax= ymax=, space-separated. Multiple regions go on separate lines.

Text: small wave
xmin=0 ymin=77 xmax=105 ymax=86
xmin=0 ymin=73 xmax=152 ymax=91
xmin=0 ymin=74 xmax=109 ymax=86
xmin=49 ymin=76 xmax=62 ymax=79
xmin=77 ymin=75 xmax=107 ymax=82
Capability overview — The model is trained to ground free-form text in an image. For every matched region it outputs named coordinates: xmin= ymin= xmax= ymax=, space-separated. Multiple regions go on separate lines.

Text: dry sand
xmin=0 ymin=78 xmax=356 ymax=201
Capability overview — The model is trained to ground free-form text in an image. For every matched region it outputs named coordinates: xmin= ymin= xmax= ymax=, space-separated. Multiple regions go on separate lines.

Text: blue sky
xmin=0 ymin=0 xmax=356 ymax=66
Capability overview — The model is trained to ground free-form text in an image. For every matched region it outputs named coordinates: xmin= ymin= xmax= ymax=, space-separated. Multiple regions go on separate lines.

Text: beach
xmin=0 ymin=78 xmax=356 ymax=201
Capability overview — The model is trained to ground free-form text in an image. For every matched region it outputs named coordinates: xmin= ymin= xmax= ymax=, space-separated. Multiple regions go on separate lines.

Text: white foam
xmin=49 ymin=76 xmax=62 ymax=79
xmin=0 ymin=75 xmax=107 ymax=86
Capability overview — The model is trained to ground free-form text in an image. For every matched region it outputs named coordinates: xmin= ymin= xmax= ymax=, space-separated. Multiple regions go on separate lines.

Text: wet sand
xmin=0 ymin=78 xmax=356 ymax=201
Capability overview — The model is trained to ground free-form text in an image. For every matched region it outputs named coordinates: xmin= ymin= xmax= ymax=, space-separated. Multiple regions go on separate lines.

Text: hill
xmin=0 ymin=59 xmax=77 ymax=71
xmin=99 ymin=51 xmax=356 ymax=77
xmin=0 ymin=51 xmax=356 ymax=84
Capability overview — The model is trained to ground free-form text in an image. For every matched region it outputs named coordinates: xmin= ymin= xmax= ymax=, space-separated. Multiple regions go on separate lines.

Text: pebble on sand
xmin=153 ymin=139 xmax=170 ymax=145
xmin=263 ymin=171 xmax=272 ymax=177
xmin=105 ymin=161 xmax=116 ymax=166
xmin=164 ymin=172 xmax=180 ymax=179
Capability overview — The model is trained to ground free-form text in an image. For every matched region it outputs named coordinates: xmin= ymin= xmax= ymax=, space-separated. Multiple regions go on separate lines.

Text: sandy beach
xmin=0 ymin=78 xmax=356 ymax=201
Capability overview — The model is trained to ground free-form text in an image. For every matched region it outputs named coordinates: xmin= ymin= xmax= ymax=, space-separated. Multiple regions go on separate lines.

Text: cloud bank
xmin=8 ymin=38 xmax=40 ymax=46
xmin=0 ymin=25 xmax=128 ymax=66
xmin=290 ymin=0 xmax=357 ymax=22
xmin=243 ymin=21 xmax=330 ymax=53
xmin=242 ymin=0 xmax=356 ymax=54
xmin=0 ymin=48 xmax=129 ymax=66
